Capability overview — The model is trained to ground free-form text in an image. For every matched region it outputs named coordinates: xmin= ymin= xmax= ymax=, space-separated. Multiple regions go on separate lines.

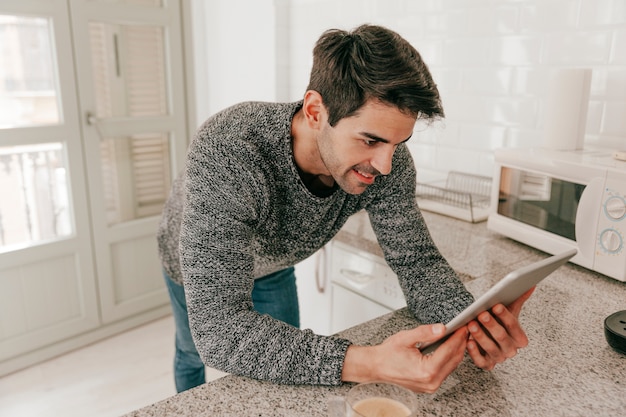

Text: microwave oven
xmin=487 ymin=148 xmax=626 ymax=282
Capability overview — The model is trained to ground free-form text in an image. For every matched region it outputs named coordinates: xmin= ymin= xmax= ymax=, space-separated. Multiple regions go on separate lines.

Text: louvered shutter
xmin=88 ymin=22 xmax=171 ymax=225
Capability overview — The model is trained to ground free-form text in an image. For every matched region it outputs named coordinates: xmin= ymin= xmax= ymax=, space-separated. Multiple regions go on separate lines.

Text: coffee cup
xmin=345 ymin=382 xmax=418 ymax=417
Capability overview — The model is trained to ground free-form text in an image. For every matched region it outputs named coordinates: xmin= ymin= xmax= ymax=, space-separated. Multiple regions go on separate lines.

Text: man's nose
xmin=371 ymin=145 xmax=394 ymax=176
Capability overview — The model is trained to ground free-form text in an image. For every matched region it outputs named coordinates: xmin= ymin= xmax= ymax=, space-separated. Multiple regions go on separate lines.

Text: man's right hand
xmin=341 ymin=323 xmax=468 ymax=393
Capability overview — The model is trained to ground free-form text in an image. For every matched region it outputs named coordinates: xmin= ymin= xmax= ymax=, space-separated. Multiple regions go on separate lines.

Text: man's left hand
xmin=465 ymin=287 xmax=535 ymax=370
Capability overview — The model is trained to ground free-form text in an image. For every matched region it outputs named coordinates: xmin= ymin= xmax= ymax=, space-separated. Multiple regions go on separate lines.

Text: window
xmin=0 ymin=143 xmax=72 ymax=249
xmin=0 ymin=15 xmax=61 ymax=128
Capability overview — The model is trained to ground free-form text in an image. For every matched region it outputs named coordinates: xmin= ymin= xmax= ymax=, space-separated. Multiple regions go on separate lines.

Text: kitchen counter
xmin=123 ymin=211 xmax=626 ymax=417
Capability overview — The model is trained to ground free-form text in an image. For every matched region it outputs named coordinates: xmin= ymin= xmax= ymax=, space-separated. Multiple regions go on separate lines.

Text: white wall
xmin=284 ymin=0 xmax=626 ymax=180
xmin=191 ymin=0 xmax=626 ymax=180
xmin=190 ymin=0 xmax=277 ymax=125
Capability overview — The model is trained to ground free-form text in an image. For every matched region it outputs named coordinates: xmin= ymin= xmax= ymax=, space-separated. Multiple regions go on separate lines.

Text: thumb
xmin=390 ymin=323 xmax=446 ymax=346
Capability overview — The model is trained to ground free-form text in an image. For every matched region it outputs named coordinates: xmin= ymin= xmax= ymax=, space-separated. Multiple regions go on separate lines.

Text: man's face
xmin=317 ymin=100 xmax=416 ymax=195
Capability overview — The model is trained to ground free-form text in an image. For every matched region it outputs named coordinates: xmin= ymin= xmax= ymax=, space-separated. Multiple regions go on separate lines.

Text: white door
xmin=0 ymin=0 xmax=100 ymax=363
xmin=0 ymin=0 xmax=190 ymax=372
xmin=69 ymin=0 xmax=189 ymax=322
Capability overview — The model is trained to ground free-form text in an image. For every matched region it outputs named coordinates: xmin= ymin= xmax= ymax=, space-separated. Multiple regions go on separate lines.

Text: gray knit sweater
xmin=157 ymin=101 xmax=474 ymax=386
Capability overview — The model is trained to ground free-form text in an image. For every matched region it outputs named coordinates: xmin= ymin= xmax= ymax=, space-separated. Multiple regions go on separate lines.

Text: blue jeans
xmin=163 ymin=267 xmax=300 ymax=392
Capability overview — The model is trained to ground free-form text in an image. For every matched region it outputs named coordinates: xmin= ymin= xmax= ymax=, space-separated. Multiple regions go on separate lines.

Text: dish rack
xmin=415 ymin=171 xmax=492 ymax=223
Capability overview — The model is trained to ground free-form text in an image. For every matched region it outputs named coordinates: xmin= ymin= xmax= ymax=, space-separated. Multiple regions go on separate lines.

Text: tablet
xmin=419 ymin=248 xmax=577 ymax=355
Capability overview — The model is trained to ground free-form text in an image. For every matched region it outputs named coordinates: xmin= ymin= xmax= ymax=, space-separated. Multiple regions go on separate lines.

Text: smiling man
xmin=157 ymin=24 xmax=531 ymax=394
xmin=292 ymin=94 xmax=415 ymax=195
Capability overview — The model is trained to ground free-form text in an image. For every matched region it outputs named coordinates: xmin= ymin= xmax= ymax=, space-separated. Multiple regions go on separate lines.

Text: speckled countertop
xmin=124 ymin=211 xmax=626 ymax=417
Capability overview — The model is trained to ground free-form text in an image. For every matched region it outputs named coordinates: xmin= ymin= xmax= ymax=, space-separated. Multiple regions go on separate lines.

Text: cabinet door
xmin=295 ymin=247 xmax=332 ymax=335
xmin=330 ymin=284 xmax=391 ymax=334
xmin=69 ymin=0 xmax=189 ymax=322
xmin=0 ymin=0 xmax=100 ymax=369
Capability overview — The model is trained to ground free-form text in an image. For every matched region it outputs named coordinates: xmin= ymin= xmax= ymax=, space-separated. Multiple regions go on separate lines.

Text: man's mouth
xmin=353 ymin=168 xmax=376 ymax=185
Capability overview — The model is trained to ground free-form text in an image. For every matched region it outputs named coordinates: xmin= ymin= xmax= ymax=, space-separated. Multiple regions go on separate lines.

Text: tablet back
xmin=420 ymin=248 xmax=577 ymax=354
xmin=446 ymin=248 xmax=577 ymax=330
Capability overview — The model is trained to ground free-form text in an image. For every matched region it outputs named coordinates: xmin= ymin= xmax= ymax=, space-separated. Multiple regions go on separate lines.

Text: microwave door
xmin=497 ymin=167 xmax=585 ymax=242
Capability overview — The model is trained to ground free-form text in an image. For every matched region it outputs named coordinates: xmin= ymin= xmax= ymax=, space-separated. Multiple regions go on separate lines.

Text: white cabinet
xmin=295 ymin=246 xmax=332 ymax=336
xmin=328 ymin=240 xmax=406 ymax=334
xmin=296 ymin=238 xmax=409 ymax=337
xmin=330 ymin=284 xmax=392 ymax=333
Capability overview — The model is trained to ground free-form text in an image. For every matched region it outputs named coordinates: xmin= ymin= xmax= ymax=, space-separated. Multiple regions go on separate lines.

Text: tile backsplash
xmin=278 ymin=0 xmax=626 ymax=181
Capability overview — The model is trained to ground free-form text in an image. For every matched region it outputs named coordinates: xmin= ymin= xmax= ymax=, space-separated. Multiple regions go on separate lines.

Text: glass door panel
xmin=0 ymin=143 xmax=72 ymax=250
xmin=0 ymin=15 xmax=61 ymax=128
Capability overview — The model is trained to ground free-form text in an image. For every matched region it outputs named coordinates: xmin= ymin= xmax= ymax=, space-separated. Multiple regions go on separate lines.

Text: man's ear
xmin=302 ymin=90 xmax=327 ymax=129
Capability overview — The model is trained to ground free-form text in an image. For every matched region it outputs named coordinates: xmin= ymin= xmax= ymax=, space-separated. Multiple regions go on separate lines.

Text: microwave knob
xmin=604 ymin=196 xmax=626 ymax=220
xmin=600 ymin=229 xmax=623 ymax=254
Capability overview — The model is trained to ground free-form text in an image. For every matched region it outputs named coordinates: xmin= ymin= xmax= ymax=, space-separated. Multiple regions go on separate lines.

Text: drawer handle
xmin=315 ymin=246 xmax=327 ymax=293
xmin=339 ymin=268 xmax=375 ymax=287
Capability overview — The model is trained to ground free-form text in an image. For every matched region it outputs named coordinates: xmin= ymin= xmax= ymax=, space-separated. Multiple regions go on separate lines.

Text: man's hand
xmin=466 ymin=287 xmax=535 ymax=370
xmin=341 ymin=323 xmax=468 ymax=393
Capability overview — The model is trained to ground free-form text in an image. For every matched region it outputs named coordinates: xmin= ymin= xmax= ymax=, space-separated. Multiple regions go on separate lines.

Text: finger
xmin=467 ymin=338 xmax=495 ymax=371
xmin=382 ymin=324 xmax=447 ymax=354
xmin=432 ymin=328 xmax=468 ymax=370
xmin=389 ymin=323 xmax=446 ymax=347
xmin=380 ymin=326 xmax=466 ymax=394
xmin=434 ymin=326 xmax=467 ymax=357
xmin=467 ymin=317 xmax=505 ymax=363
xmin=425 ymin=327 xmax=468 ymax=382
xmin=491 ymin=304 xmax=529 ymax=349
xmin=476 ymin=310 xmax=517 ymax=359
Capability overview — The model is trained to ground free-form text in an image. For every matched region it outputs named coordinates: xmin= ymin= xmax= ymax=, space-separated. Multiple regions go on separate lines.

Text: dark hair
xmin=306 ymin=24 xmax=444 ymax=126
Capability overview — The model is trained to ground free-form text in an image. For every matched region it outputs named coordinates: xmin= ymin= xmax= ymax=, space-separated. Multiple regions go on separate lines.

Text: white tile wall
xmin=280 ymin=0 xmax=626 ymax=180
xmin=195 ymin=0 xmax=276 ymax=118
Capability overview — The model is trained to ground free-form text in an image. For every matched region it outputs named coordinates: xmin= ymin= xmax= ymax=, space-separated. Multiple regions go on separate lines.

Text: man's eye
xmin=363 ymin=139 xmax=376 ymax=146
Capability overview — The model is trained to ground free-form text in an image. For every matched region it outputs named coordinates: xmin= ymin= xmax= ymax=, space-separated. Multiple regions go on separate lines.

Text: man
xmin=157 ymin=24 xmax=531 ymax=394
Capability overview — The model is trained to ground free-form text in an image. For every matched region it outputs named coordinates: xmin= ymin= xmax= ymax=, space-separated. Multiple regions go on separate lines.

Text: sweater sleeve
xmin=179 ymin=131 xmax=350 ymax=386
xmin=365 ymin=145 xmax=474 ymax=325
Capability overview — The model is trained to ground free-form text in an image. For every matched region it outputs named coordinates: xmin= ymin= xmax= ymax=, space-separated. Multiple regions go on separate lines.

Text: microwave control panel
xmin=596 ymin=174 xmax=626 ymax=263
xmin=576 ymin=166 xmax=626 ymax=281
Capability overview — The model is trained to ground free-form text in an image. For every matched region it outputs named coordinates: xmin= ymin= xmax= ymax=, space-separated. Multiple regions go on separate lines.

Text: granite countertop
xmin=124 ymin=211 xmax=626 ymax=417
